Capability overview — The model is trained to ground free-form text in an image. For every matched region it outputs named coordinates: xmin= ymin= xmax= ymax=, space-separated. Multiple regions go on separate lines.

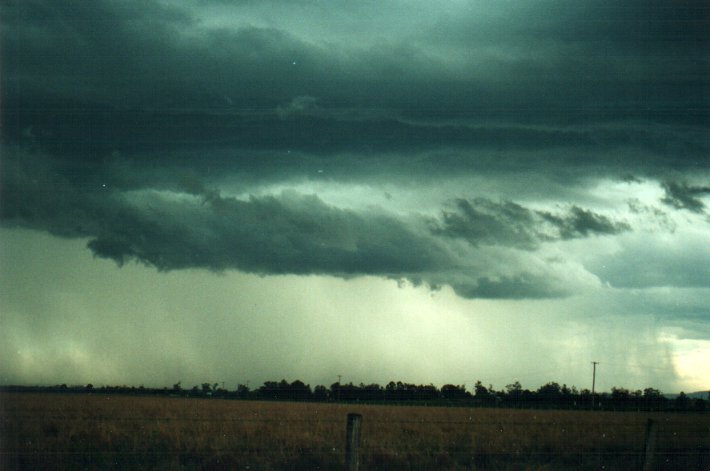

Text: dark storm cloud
xmin=1 ymin=0 xmax=339 ymax=109
xmin=436 ymin=0 xmax=708 ymax=92
xmin=2 ymin=0 xmax=708 ymax=176
xmin=2 ymin=100 xmax=607 ymax=158
xmin=0 ymin=148 xmax=450 ymax=276
xmin=433 ymin=199 xmax=541 ymax=249
xmin=451 ymin=274 xmax=567 ymax=300
xmin=1 ymin=0 xmax=194 ymax=99
xmin=432 ymin=198 xmax=629 ymax=249
xmin=2 ymin=0 xmax=707 ymax=123
xmin=1 ymin=147 xmax=597 ymax=299
xmin=661 ymin=181 xmax=710 ymax=213
xmin=501 ymin=0 xmax=709 ymax=52
xmin=545 ymin=206 xmax=631 ymax=239
xmin=1 ymin=0 xmax=708 ymax=302
xmin=4 ymin=97 xmax=707 ymax=183
xmin=0 ymin=148 xmax=99 ymax=238
xmin=84 ymin=192 xmax=444 ymax=276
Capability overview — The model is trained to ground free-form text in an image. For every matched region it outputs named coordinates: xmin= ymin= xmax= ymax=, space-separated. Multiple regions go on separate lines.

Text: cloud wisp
xmin=432 ymin=198 xmax=629 ymax=250
xmin=662 ymin=181 xmax=710 ymax=213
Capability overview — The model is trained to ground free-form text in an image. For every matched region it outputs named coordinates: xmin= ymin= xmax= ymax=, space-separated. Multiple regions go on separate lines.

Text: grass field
xmin=1 ymin=392 xmax=708 ymax=470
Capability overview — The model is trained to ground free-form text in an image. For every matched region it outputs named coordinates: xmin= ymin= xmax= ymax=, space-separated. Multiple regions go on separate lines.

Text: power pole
xmin=337 ymin=375 xmax=342 ymax=402
xmin=591 ymin=361 xmax=599 ymax=409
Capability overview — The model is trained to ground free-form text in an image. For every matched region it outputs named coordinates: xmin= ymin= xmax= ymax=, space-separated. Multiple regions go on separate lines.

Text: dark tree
xmin=643 ymin=387 xmax=665 ymax=411
xmin=674 ymin=392 xmax=689 ymax=411
xmin=313 ymin=385 xmax=328 ymax=401
xmin=474 ymin=381 xmax=494 ymax=405
xmin=236 ymin=383 xmax=251 ymax=399
xmin=611 ymin=387 xmax=630 ymax=410
xmin=441 ymin=384 xmax=467 ymax=401
xmin=288 ymin=380 xmax=312 ymax=401
xmin=505 ymin=381 xmax=523 ymax=407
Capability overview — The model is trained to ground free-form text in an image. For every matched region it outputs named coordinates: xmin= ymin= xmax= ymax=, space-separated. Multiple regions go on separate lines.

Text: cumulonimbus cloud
xmin=1 ymin=0 xmax=708 ymax=302
xmin=1 ymin=147 xmax=630 ymax=300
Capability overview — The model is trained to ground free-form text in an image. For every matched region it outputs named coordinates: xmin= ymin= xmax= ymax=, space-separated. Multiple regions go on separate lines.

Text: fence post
xmin=346 ymin=413 xmax=363 ymax=471
xmin=642 ymin=418 xmax=658 ymax=471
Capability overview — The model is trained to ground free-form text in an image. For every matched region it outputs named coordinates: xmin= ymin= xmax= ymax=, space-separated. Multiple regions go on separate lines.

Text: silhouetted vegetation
xmin=1 ymin=380 xmax=707 ymax=412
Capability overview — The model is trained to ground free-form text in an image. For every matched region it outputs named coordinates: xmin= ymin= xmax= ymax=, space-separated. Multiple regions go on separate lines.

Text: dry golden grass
xmin=1 ymin=392 xmax=708 ymax=470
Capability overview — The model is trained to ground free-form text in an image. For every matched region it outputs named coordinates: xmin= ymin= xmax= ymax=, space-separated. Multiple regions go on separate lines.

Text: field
xmin=1 ymin=393 xmax=708 ymax=470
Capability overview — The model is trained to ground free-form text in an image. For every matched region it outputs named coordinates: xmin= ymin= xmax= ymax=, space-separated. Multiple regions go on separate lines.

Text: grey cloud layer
xmin=2 ymin=0 xmax=707 ymax=123
xmin=2 ymin=147 xmax=637 ymax=299
xmin=3 ymin=101 xmax=707 ymax=186
xmin=2 ymin=0 xmax=707 ymax=179
xmin=1 ymin=149 xmax=446 ymax=275
xmin=1 ymin=0 xmax=708 ymax=301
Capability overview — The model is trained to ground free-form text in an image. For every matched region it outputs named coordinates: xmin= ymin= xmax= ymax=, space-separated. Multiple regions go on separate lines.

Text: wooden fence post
xmin=346 ymin=413 xmax=363 ymax=471
xmin=642 ymin=418 xmax=658 ymax=471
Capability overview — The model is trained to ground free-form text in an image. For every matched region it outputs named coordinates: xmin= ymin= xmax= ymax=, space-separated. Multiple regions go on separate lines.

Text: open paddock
xmin=1 ymin=392 xmax=708 ymax=470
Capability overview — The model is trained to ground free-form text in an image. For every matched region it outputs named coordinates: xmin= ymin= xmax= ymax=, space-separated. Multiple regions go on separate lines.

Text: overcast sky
xmin=1 ymin=0 xmax=709 ymax=393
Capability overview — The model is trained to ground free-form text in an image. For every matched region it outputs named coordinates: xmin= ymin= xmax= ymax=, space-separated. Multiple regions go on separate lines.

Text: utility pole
xmin=591 ymin=361 xmax=599 ymax=409
xmin=337 ymin=375 xmax=342 ymax=402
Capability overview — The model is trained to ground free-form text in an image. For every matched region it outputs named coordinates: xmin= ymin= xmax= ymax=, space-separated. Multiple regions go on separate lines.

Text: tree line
xmin=2 ymin=380 xmax=707 ymax=412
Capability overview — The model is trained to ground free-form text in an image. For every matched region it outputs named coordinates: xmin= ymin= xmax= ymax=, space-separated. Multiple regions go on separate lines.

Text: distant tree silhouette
xmin=473 ymin=381 xmax=495 ymax=405
xmin=675 ymin=392 xmax=689 ymax=411
xmin=441 ymin=384 xmax=469 ymax=401
xmin=236 ymin=383 xmax=250 ymax=399
xmin=643 ymin=387 xmax=664 ymax=411
xmin=5 ymin=376 xmax=703 ymax=412
xmin=258 ymin=381 xmax=280 ymax=400
xmin=313 ymin=385 xmax=328 ymax=401
xmin=287 ymin=380 xmax=311 ymax=401
xmin=506 ymin=381 xmax=522 ymax=394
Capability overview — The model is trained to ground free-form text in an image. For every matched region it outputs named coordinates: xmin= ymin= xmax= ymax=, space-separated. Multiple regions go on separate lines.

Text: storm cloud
xmin=2 ymin=0 xmax=709 ymax=300
xmin=662 ymin=181 xmax=710 ymax=213
xmin=433 ymin=198 xmax=629 ymax=249
xmin=1 ymin=0 xmax=708 ymax=391
xmin=2 ymin=146 xmax=619 ymax=299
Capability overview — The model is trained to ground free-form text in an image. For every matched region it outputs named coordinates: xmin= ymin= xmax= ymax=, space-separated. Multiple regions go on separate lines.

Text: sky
xmin=1 ymin=0 xmax=709 ymax=394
